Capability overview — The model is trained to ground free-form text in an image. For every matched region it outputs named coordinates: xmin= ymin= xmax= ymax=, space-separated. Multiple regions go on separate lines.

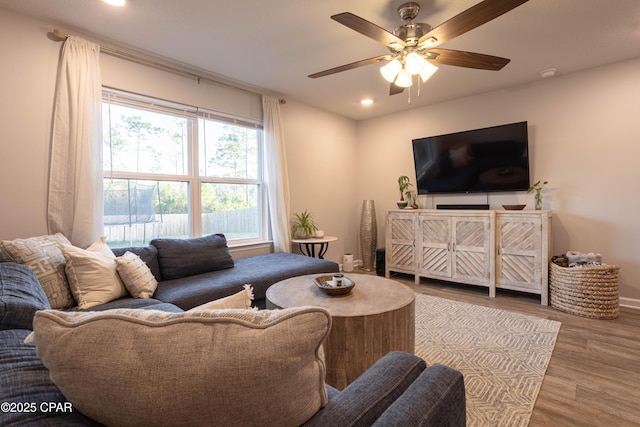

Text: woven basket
xmin=549 ymin=262 xmax=619 ymax=319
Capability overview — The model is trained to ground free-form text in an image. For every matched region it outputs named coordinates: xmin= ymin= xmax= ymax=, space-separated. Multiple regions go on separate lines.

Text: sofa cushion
xmin=59 ymin=237 xmax=127 ymax=309
xmin=151 ymin=234 xmax=234 ymax=280
xmin=0 ymin=263 xmax=51 ymax=331
xmin=77 ymin=297 xmax=183 ymax=313
xmin=190 ymin=284 xmax=254 ymax=310
xmin=115 ymin=251 xmax=158 ymax=298
xmin=32 ymin=306 xmax=331 ymax=426
xmin=0 ymin=233 xmax=74 ymax=309
xmin=111 ymin=245 xmax=161 ymax=282
xmin=372 ymin=364 xmax=466 ymax=427
xmin=303 ymin=351 xmax=427 ymax=427
xmin=0 ymin=329 xmax=100 ymax=426
xmin=154 ymin=252 xmax=339 ymax=310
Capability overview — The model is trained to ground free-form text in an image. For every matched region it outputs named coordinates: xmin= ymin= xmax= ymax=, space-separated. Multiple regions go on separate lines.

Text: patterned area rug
xmin=413 ymin=294 xmax=561 ymax=427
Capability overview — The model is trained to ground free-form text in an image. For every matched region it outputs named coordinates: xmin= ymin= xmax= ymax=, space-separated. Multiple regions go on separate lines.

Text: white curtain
xmin=262 ymin=96 xmax=291 ymax=253
xmin=47 ymin=36 xmax=103 ymax=248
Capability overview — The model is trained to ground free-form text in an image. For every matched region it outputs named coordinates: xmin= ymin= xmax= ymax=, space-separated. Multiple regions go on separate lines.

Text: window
xmin=102 ymin=92 xmax=264 ymax=247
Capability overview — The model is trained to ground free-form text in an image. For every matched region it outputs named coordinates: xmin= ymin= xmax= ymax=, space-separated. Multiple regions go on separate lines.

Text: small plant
xmin=290 ymin=210 xmax=318 ymax=239
xmin=528 ymin=180 xmax=548 ymax=210
xmin=528 ymin=180 xmax=548 ymax=192
xmin=398 ymin=176 xmax=413 ymax=202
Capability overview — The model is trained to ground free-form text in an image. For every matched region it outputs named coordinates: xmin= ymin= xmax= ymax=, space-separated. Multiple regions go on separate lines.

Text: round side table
xmin=291 ymin=236 xmax=337 ymax=259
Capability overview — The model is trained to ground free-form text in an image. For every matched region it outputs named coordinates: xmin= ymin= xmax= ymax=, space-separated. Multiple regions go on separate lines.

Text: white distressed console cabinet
xmin=385 ymin=209 xmax=552 ymax=305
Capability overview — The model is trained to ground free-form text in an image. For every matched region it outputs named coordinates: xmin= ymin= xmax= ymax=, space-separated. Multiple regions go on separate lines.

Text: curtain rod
xmin=51 ymin=29 xmax=285 ymax=104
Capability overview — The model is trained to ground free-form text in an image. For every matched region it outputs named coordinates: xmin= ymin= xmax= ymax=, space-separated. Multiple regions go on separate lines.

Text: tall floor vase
xmin=359 ymin=200 xmax=377 ymax=271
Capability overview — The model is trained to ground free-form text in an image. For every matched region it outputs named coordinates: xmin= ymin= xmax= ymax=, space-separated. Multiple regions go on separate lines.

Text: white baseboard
xmin=620 ymin=297 xmax=640 ymax=310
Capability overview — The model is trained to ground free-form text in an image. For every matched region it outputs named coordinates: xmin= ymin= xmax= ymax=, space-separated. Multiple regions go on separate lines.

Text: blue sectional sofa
xmin=0 ymin=234 xmax=467 ymax=425
xmin=108 ymin=236 xmax=340 ymax=310
xmin=0 ymin=262 xmax=466 ymax=426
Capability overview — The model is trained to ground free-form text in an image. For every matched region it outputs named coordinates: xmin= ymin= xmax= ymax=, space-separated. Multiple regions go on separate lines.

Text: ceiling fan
xmin=309 ymin=0 xmax=529 ymax=95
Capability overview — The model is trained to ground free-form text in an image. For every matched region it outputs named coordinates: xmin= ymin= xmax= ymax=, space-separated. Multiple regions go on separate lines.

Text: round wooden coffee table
xmin=266 ymin=273 xmax=415 ymax=390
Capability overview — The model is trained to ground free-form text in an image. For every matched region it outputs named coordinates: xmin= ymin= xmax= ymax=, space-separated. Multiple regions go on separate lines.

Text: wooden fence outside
xmin=104 ymin=208 xmax=259 ymax=245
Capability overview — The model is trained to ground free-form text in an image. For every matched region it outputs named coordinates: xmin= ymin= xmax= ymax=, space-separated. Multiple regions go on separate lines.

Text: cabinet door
xmin=418 ymin=215 xmax=451 ymax=278
xmin=451 ymin=216 xmax=492 ymax=285
xmin=386 ymin=212 xmax=416 ymax=274
xmin=496 ymin=214 xmax=542 ymax=292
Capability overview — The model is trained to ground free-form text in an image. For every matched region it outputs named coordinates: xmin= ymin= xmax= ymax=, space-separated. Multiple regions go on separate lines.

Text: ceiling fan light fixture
xmin=404 ymin=52 xmax=426 ymax=75
xmin=380 ymin=59 xmax=402 ymax=83
xmin=395 ymin=69 xmax=413 ymax=88
xmin=419 ymin=61 xmax=438 ymax=82
xmin=418 ymin=37 xmax=438 ymax=49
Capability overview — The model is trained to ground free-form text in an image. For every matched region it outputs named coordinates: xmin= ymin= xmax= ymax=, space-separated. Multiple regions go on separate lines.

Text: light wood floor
xmin=388 ymin=273 xmax=640 ymax=427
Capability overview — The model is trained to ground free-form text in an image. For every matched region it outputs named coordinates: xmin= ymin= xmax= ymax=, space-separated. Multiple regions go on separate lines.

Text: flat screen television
xmin=412 ymin=121 xmax=530 ymax=194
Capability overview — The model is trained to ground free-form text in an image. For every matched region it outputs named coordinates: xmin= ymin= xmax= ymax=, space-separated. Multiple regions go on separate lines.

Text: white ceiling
xmin=2 ymin=0 xmax=640 ymax=120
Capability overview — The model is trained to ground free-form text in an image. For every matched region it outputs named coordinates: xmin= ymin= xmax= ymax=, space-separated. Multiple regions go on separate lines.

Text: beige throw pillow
xmin=60 ymin=237 xmax=127 ymax=309
xmin=0 ymin=233 xmax=74 ymax=309
xmin=32 ymin=306 xmax=331 ymax=427
xmin=115 ymin=251 xmax=158 ymax=298
xmin=190 ymin=284 xmax=254 ymax=310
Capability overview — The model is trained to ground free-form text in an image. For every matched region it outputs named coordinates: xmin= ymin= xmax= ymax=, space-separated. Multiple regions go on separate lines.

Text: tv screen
xmin=412 ymin=121 xmax=530 ymax=194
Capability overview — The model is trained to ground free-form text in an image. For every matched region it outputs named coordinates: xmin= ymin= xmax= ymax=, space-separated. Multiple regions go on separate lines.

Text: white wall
xmin=281 ymin=100 xmax=358 ymax=263
xmin=0 ymin=9 xmax=59 ymax=239
xmin=357 ymin=57 xmax=640 ymax=303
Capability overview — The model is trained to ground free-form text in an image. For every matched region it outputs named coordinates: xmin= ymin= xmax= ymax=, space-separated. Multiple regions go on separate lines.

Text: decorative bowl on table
xmin=314 ymin=275 xmax=355 ymax=296
xmin=502 ymin=204 xmax=526 ymax=210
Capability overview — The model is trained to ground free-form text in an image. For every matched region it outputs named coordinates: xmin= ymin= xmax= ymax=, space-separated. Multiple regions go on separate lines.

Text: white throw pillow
xmin=190 ymin=284 xmax=254 ymax=310
xmin=115 ymin=251 xmax=158 ymax=299
xmin=0 ymin=233 xmax=74 ymax=309
xmin=32 ymin=306 xmax=331 ymax=426
xmin=60 ymin=237 xmax=127 ymax=309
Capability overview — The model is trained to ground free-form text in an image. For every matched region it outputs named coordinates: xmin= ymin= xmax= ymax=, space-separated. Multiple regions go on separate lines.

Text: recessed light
xmin=361 ymin=99 xmax=374 ymax=106
xmin=539 ymin=68 xmax=557 ymax=79
xmin=103 ymin=0 xmax=126 ymax=6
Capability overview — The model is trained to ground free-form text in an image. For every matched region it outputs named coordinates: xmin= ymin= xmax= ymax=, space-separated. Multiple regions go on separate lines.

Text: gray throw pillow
xmin=32 ymin=306 xmax=331 ymax=426
xmin=0 ymin=234 xmax=74 ymax=309
xmin=151 ymin=234 xmax=234 ymax=280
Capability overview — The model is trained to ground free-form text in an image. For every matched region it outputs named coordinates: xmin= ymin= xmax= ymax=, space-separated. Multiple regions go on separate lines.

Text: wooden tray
xmin=314 ymin=275 xmax=355 ymax=296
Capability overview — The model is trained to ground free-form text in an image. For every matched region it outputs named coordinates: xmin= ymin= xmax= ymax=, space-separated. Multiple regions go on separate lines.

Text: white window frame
xmin=102 ymin=89 xmax=267 ymax=246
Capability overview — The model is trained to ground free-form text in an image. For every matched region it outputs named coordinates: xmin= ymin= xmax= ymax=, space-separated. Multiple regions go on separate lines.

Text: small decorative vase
xmin=359 ymin=200 xmax=377 ymax=271
xmin=534 ymin=189 xmax=542 ymax=210
xmin=397 ymin=201 xmax=408 ymax=209
xmin=343 ymin=253 xmax=354 ymax=272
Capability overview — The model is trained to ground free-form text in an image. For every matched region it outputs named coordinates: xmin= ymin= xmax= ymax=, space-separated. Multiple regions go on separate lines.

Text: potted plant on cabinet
xmin=528 ymin=180 xmax=548 ymax=210
xmin=290 ymin=210 xmax=318 ymax=239
xmin=397 ymin=176 xmax=413 ymax=209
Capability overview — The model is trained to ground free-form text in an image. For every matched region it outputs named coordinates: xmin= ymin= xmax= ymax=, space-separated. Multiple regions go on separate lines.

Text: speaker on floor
xmin=375 ymin=248 xmax=385 ymax=276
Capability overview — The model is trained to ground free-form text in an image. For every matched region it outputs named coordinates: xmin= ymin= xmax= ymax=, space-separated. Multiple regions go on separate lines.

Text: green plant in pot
xmin=397 ymin=176 xmax=413 ymax=209
xmin=528 ymin=180 xmax=548 ymax=210
xmin=291 ymin=210 xmax=318 ymax=239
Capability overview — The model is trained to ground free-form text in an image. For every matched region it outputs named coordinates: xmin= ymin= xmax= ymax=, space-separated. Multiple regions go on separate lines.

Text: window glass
xmin=201 ymin=182 xmax=260 ymax=239
xmin=103 ymin=179 xmax=189 ymax=246
xmin=199 ymin=119 xmax=258 ymax=179
xmin=102 ymin=93 xmax=264 ymax=248
xmin=103 ymin=103 xmax=189 ymax=175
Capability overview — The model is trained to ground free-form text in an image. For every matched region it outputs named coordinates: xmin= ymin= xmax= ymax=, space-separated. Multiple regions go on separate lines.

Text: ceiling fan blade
xmin=389 ymin=83 xmax=405 ymax=96
xmin=418 ymin=0 xmax=529 ymax=48
xmin=308 ymin=55 xmax=388 ymax=78
xmin=428 ymin=48 xmax=510 ymax=70
xmin=332 ymin=12 xmax=406 ymax=48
